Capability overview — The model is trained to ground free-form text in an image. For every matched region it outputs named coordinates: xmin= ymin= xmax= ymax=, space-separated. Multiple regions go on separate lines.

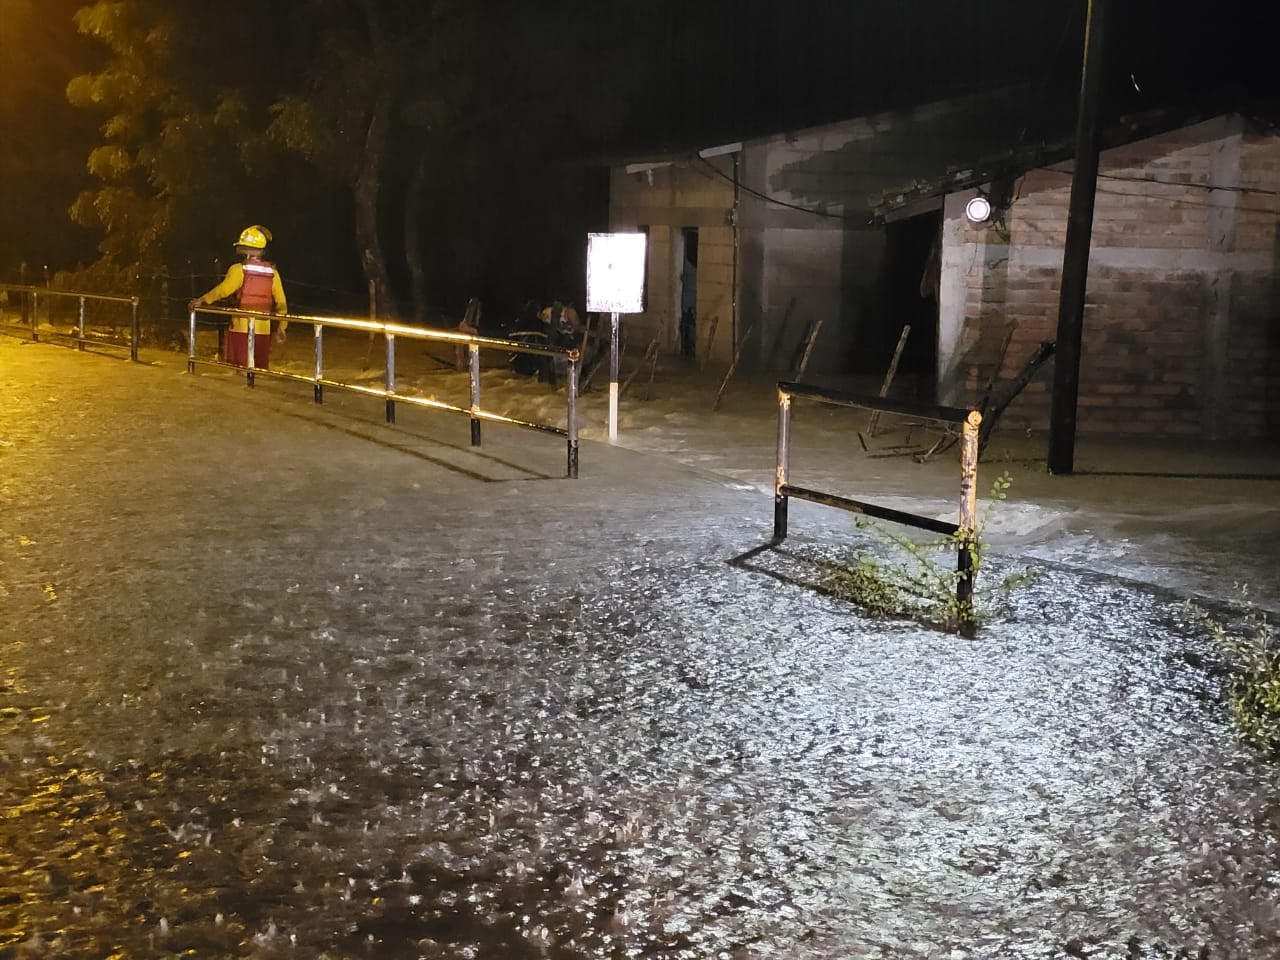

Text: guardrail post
xmin=77 ymin=296 xmax=86 ymax=350
xmin=313 ymin=323 xmax=324 ymax=403
xmin=187 ymin=308 xmax=197 ymax=373
xmin=956 ymin=409 xmax=982 ymax=629
xmin=468 ymin=342 xmax=481 ymax=446
xmin=773 ymin=384 xmax=792 ymax=540
xmin=130 ymin=297 xmax=140 ymax=362
xmin=159 ymin=266 xmax=170 ymax=331
xmin=608 ymin=311 xmax=620 ymax=442
xmin=246 ymin=320 xmax=256 ymax=387
xmin=385 ymin=332 xmax=396 ymax=423
xmin=30 ymin=289 xmax=39 ymax=341
xmin=567 ymin=351 xmax=580 ymax=478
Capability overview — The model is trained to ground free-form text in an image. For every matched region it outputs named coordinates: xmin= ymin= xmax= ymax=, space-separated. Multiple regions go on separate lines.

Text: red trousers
xmin=225 ymin=330 xmax=272 ymax=369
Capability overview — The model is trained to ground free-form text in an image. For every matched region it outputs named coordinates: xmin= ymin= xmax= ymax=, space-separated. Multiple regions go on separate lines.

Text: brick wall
xmin=946 ymin=116 xmax=1280 ymax=440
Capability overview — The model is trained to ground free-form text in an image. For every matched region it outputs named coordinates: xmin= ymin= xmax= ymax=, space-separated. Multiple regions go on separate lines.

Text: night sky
xmin=2 ymin=0 xmax=1271 ymax=318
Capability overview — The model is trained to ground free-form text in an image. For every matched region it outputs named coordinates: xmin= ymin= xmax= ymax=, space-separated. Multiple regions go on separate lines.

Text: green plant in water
xmin=819 ymin=471 xmax=1035 ymax=635
xmin=1184 ymin=588 xmax=1280 ymax=755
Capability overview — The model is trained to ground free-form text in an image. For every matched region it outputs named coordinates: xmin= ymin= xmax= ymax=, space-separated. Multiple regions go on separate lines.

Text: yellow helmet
xmin=235 ymin=225 xmax=272 ymax=249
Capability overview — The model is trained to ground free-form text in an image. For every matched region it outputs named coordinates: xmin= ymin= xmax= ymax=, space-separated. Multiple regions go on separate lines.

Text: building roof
xmin=870 ymin=88 xmax=1280 ymax=221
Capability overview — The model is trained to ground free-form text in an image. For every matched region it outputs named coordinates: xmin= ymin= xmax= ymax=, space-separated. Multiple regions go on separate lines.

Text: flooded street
xmin=3 ymin=337 xmax=1280 ymax=958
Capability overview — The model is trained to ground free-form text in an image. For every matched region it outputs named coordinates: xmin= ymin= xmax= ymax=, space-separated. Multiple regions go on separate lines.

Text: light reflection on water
xmin=2 ymin=553 xmax=1279 ymax=959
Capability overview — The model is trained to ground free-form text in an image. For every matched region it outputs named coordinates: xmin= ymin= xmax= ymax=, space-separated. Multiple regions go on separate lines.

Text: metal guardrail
xmin=772 ymin=379 xmax=982 ymax=612
xmin=0 ymin=283 xmax=141 ymax=361
xmin=189 ymin=305 xmax=582 ymax=478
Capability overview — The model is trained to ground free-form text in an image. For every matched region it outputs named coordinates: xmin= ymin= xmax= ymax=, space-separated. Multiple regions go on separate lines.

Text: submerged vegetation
xmin=820 ymin=471 xmax=1035 ymax=635
xmin=1186 ymin=590 xmax=1280 ymax=755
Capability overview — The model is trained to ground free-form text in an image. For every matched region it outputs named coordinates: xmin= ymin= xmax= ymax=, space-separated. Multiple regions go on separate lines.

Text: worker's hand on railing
xmin=188 ymin=298 xmax=203 ymax=312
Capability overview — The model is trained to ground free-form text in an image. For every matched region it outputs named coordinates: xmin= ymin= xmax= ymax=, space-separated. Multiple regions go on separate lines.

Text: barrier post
xmin=608 ymin=311 xmax=620 ymax=442
xmin=30 ymin=289 xmax=39 ymax=341
xmin=468 ymin=341 xmax=481 ymax=446
xmin=187 ymin=308 xmax=197 ymax=373
xmin=77 ymin=296 xmax=86 ymax=350
xmin=313 ymin=323 xmax=324 ymax=403
xmin=567 ymin=350 xmax=580 ymax=478
xmin=160 ymin=266 xmax=170 ymax=334
xmin=773 ymin=385 xmax=792 ymax=540
xmin=129 ymin=297 xmax=140 ymax=362
xmin=246 ymin=317 xmax=256 ymax=387
xmin=385 ymin=332 xmax=396 ymax=423
xmin=956 ymin=410 xmax=982 ymax=625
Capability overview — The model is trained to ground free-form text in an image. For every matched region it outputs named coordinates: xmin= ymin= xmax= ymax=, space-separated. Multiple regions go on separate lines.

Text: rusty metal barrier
xmin=772 ymin=380 xmax=981 ymax=609
xmin=0 ymin=283 xmax=141 ymax=361
xmin=189 ymin=305 xmax=581 ymax=478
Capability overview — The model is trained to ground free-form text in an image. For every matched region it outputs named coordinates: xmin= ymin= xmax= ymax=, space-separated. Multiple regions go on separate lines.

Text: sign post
xmin=586 ymin=232 xmax=647 ymax=442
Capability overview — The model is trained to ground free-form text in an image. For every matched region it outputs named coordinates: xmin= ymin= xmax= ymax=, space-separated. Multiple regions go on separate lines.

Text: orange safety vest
xmin=237 ymin=261 xmax=276 ymax=314
xmin=229 ymin=261 xmax=277 ymax=336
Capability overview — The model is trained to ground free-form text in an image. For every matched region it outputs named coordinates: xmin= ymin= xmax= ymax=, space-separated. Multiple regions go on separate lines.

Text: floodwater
xmin=3 ymin=333 xmax=1280 ymax=959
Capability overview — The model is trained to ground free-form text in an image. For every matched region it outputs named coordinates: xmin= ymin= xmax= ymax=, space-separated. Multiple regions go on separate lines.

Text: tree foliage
xmin=64 ymin=0 xmax=846 ymax=317
xmin=65 ymin=1 xmax=306 ymax=277
xmin=260 ymin=0 xmax=474 ymax=320
xmin=64 ymin=0 xmax=477 ymax=315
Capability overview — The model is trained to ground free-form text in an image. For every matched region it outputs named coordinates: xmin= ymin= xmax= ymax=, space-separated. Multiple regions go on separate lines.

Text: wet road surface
xmin=2 ymin=338 xmax=1279 ymax=959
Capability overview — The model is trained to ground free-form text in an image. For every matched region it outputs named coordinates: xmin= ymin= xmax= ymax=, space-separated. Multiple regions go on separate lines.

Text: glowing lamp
xmin=964 ymin=196 xmax=993 ymax=224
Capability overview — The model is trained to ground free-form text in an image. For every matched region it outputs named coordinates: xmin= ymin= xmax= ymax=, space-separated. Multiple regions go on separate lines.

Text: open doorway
xmin=870 ymin=211 xmax=940 ymax=401
xmin=677 ymin=227 xmax=698 ymax=358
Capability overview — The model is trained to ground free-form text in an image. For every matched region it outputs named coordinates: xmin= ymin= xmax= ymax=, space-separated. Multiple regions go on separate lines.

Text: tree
xmin=65 ymin=0 xmax=352 ymax=303
xmin=67 ymin=2 xmax=272 ymax=278
xmin=267 ymin=0 xmax=471 ymax=323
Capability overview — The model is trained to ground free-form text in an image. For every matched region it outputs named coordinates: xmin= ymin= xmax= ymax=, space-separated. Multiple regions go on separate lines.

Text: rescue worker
xmin=537 ymin=300 xmax=584 ymax=387
xmin=190 ymin=225 xmax=288 ymax=369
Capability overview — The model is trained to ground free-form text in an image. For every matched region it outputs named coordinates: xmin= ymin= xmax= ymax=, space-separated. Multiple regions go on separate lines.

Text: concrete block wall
xmin=607 ymin=88 xmax=1032 ymax=379
xmin=608 ymin=159 xmax=736 ymax=362
xmin=696 ymin=225 xmax=736 ymax=364
xmin=757 ymin=227 xmax=844 ymax=373
xmin=944 ymin=115 xmax=1280 ymax=439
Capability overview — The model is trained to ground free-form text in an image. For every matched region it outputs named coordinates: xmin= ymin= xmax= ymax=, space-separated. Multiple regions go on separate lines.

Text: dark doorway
xmin=865 ymin=211 xmax=940 ymax=401
xmin=679 ymin=227 xmax=698 ymax=358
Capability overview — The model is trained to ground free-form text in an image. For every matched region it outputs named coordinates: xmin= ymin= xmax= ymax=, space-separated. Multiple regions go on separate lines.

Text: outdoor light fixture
xmin=964 ymin=195 xmax=993 ymax=224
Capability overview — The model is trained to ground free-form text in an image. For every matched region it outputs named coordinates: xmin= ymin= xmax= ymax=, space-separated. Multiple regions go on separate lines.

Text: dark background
xmin=2 ymin=0 xmax=1272 ymax=325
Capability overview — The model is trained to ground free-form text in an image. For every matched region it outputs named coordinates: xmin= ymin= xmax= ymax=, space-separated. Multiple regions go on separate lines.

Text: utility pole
xmin=1048 ymin=0 xmax=1110 ymax=475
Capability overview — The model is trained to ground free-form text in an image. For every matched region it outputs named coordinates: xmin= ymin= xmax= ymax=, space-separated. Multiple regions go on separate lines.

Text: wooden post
xmin=713 ymin=318 xmax=756 ymax=412
xmin=765 ymin=296 xmax=798 ymax=366
xmin=866 ymin=324 xmax=911 ymax=437
xmin=977 ymin=324 xmax=1016 ymax=414
xmin=575 ymin=312 xmax=598 ymax=395
xmin=1048 ymin=0 xmax=1109 ymax=475
xmin=793 ymin=316 xmax=825 ymax=381
xmin=129 ymin=297 xmax=140 ymax=363
xmin=957 ymin=409 xmax=982 ymax=634
xmin=160 ymin=264 xmax=170 ymax=333
xmin=621 ymin=339 xmax=659 ymax=398
xmin=700 ymin=313 xmax=720 ymax=369
xmin=773 ymin=385 xmax=792 ymax=540
xmin=644 ymin=335 xmax=661 ymax=398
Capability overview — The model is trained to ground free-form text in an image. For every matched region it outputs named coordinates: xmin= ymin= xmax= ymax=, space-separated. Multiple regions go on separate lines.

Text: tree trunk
xmin=353 ymin=0 xmax=397 ymax=320
xmin=403 ymin=153 xmax=429 ymax=325
xmin=354 ymin=86 xmax=396 ymax=320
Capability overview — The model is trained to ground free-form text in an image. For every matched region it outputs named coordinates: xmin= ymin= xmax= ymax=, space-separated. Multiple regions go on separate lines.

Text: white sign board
xmin=586 ymin=232 xmax=647 ymax=314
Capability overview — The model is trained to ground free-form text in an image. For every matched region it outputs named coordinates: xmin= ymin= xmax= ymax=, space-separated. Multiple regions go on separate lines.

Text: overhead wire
xmin=1034 ymin=166 xmax=1280 ymax=214
xmin=694 ymin=153 xmax=851 ymax=220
